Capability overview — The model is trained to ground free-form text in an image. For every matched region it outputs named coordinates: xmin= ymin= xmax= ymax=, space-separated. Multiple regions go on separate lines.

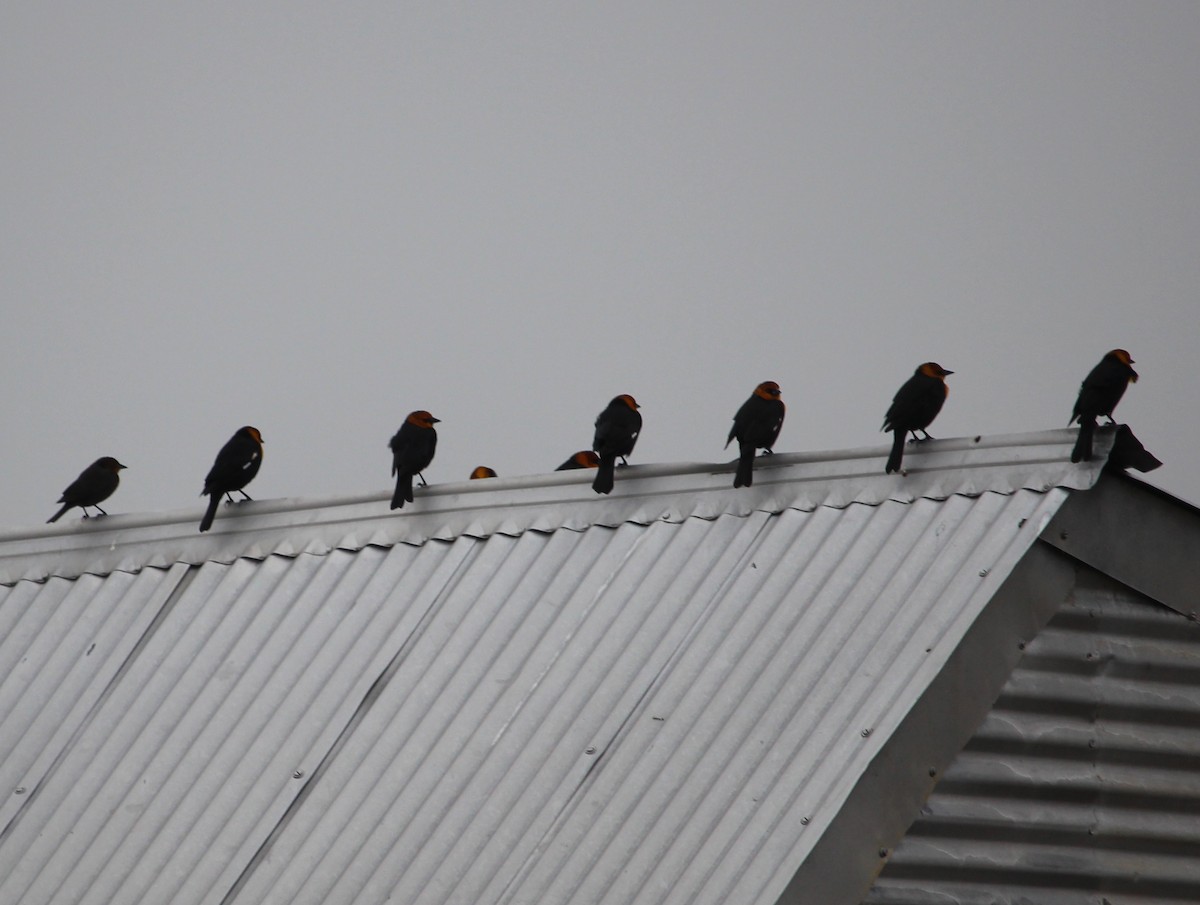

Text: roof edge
xmin=1 ymin=429 xmax=1110 ymax=585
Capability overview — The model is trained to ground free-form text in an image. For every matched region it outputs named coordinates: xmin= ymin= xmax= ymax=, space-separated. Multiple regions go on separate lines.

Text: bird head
xmin=573 ymin=451 xmax=600 ymax=468
xmin=1109 ymin=349 xmax=1138 ymax=382
xmin=407 ymin=411 xmax=441 ymax=428
xmin=754 ymin=381 xmax=782 ymax=400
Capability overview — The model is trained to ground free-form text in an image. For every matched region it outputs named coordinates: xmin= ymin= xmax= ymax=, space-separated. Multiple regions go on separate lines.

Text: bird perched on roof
xmin=556 ymin=450 xmax=600 ymax=471
xmin=199 ymin=426 xmax=264 ymax=532
xmin=470 ymin=466 xmax=497 ymax=479
xmin=47 ymin=456 xmax=127 ymax=523
xmin=882 ymin=363 xmax=953 ymax=475
xmin=591 ymin=394 xmax=641 ymax=494
xmin=389 ymin=411 xmax=439 ymax=509
xmin=726 ymin=381 xmax=785 ymax=488
xmin=1070 ymin=349 xmax=1138 ymax=463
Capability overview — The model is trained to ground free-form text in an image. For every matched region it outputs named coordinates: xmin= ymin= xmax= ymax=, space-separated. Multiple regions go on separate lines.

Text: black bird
xmin=199 ymin=426 xmax=264 ymax=532
xmin=47 ymin=457 xmax=126 ymax=523
xmin=591 ymin=394 xmax=641 ymax=494
xmin=556 ymin=450 xmax=600 ymax=471
xmin=389 ymin=411 xmax=440 ymax=509
xmin=882 ymin=363 xmax=953 ymax=475
xmin=1070 ymin=349 xmax=1138 ymax=463
xmin=726 ymin=381 xmax=785 ymax=488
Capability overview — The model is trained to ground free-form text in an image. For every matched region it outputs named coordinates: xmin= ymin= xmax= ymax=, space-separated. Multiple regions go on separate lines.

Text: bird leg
xmin=238 ymin=490 xmax=253 ymax=501
xmin=417 ymin=473 xmax=428 ymax=487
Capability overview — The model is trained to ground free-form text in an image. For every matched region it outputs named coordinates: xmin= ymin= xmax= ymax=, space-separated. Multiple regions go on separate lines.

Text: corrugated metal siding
xmin=0 ymin=484 xmax=1068 ymax=905
xmin=864 ymin=575 xmax=1200 ymax=905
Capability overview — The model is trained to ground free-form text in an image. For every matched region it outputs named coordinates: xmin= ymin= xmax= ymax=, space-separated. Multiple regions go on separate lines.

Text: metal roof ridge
xmin=0 ymin=428 xmax=1108 ymax=584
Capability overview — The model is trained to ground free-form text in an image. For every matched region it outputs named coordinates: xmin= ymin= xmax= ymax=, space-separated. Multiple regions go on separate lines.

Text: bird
xmin=1070 ymin=349 xmax=1138 ymax=463
xmin=470 ymin=466 xmax=497 ymax=479
xmin=591 ymin=394 xmax=642 ymax=494
xmin=726 ymin=381 xmax=785 ymax=488
xmin=556 ymin=450 xmax=600 ymax=471
xmin=882 ymin=363 xmax=953 ymax=475
xmin=47 ymin=457 xmax=126 ymax=523
xmin=389 ymin=411 xmax=440 ymax=509
xmin=199 ymin=426 xmax=264 ymax=532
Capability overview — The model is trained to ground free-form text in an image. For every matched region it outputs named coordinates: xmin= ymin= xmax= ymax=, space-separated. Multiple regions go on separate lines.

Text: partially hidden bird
xmin=47 ymin=456 xmax=127 ymax=523
xmin=199 ymin=426 xmax=264 ymax=532
xmin=470 ymin=466 xmax=497 ymax=479
xmin=1070 ymin=349 xmax=1138 ymax=463
xmin=726 ymin=381 xmax=785 ymax=488
xmin=556 ymin=450 xmax=600 ymax=471
xmin=591 ymin=394 xmax=641 ymax=494
xmin=389 ymin=411 xmax=440 ymax=509
xmin=882 ymin=363 xmax=953 ymax=475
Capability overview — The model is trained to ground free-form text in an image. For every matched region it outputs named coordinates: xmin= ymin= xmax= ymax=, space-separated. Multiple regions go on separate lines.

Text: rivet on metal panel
xmin=1088 ymin=739 xmax=1097 ymax=749
xmin=878 ymin=848 xmax=889 ymax=858
xmin=860 ymin=728 xmax=871 ymax=738
xmin=928 ymin=768 xmax=937 ymax=777
xmin=978 ymin=568 xmax=989 ymax=577
xmin=1018 ymin=641 xmax=1026 ymax=650
xmin=1018 ymin=518 xmax=1027 ymax=528
xmin=15 ymin=787 xmax=25 ymax=795
xmin=1060 ymin=531 xmax=1069 ymax=540
xmin=585 ymin=746 xmax=596 ymax=755
xmin=293 ymin=770 xmax=304 ymax=779
xmin=800 ymin=817 xmax=810 ymax=825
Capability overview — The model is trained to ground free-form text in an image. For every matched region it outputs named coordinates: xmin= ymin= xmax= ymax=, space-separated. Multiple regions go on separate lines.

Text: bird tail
xmin=734 ymin=445 xmax=754 ymax=488
xmin=885 ymin=430 xmax=905 ymax=474
xmin=592 ymin=456 xmax=616 ymax=495
xmin=1071 ymin=419 xmax=1095 ymax=463
xmin=391 ymin=472 xmax=413 ymax=510
xmin=199 ymin=493 xmax=221 ymax=532
xmin=47 ymin=503 xmax=72 ymax=524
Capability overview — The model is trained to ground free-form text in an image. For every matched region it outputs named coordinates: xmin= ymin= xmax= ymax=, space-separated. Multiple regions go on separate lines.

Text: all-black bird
xmin=556 ymin=450 xmax=600 ymax=471
xmin=882 ymin=363 xmax=953 ymax=475
xmin=47 ymin=457 xmax=127 ymax=523
xmin=199 ymin=426 xmax=264 ymax=532
xmin=389 ymin=411 xmax=440 ymax=509
xmin=726 ymin=381 xmax=785 ymax=488
xmin=1070 ymin=349 xmax=1138 ymax=463
xmin=591 ymin=394 xmax=641 ymax=494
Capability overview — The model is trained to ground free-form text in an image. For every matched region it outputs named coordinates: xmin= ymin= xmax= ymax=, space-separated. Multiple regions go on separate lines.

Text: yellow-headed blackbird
xmin=726 ymin=381 xmax=785 ymax=488
xmin=470 ymin=466 xmax=497 ymax=479
xmin=556 ymin=450 xmax=600 ymax=471
xmin=882 ymin=363 xmax=953 ymax=475
xmin=1070 ymin=349 xmax=1138 ymax=463
xmin=47 ymin=456 xmax=126 ymax=523
xmin=200 ymin=426 xmax=264 ymax=532
xmin=389 ymin=411 xmax=439 ymax=509
xmin=591 ymin=394 xmax=641 ymax=494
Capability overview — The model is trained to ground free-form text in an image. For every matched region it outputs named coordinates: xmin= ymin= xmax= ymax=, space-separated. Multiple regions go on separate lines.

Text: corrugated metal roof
xmin=0 ymin=430 xmax=1114 ymax=905
xmin=864 ymin=576 xmax=1200 ymax=905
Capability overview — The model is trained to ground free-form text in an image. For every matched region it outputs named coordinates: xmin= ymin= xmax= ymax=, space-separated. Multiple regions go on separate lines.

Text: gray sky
xmin=4 ymin=3 xmax=1198 ymax=529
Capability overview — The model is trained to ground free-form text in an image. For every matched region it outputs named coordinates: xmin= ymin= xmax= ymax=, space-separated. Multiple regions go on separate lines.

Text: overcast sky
xmin=3 ymin=3 xmax=1198 ymax=529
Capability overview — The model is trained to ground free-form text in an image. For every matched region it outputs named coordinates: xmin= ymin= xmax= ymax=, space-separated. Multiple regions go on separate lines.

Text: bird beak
xmin=943 ymin=369 xmax=955 ymax=376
